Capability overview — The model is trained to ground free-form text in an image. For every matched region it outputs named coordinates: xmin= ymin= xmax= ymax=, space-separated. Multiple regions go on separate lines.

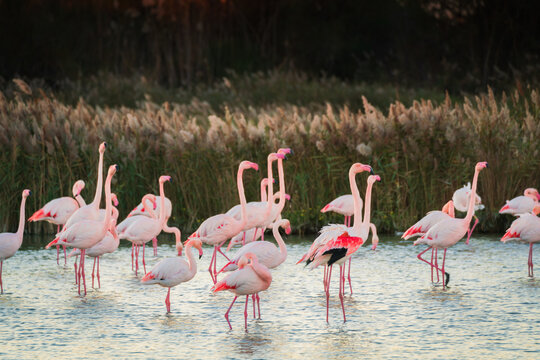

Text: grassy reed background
xmin=1 ymin=74 xmax=538 ymax=235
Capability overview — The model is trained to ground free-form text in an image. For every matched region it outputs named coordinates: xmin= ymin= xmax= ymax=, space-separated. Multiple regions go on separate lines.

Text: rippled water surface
xmin=1 ymin=234 xmax=539 ymax=359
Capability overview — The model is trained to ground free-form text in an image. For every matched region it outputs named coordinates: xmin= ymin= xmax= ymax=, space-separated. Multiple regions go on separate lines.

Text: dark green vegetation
xmin=1 ymin=75 xmax=538 ymax=234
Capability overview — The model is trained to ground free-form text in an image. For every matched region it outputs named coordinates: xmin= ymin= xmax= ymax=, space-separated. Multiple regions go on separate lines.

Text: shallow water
xmin=1 ymin=233 xmax=539 ymax=359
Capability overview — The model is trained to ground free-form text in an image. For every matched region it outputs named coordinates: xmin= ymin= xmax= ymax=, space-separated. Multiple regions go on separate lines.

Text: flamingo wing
xmin=142 ymin=257 xmax=191 ymax=286
xmin=501 ymin=214 xmax=540 ymax=242
xmin=499 ymin=196 xmax=536 ymax=215
xmin=29 ymin=197 xmax=79 ymax=225
xmin=320 ymin=194 xmax=358 ymax=216
xmin=122 ymin=217 xmax=161 ymax=242
xmin=402 ymin=211 xmax=451 ymax=239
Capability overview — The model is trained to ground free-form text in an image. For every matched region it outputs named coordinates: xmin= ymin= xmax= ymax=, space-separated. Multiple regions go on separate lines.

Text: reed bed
xmin=1 ymin=79 xmax=538 ymax=235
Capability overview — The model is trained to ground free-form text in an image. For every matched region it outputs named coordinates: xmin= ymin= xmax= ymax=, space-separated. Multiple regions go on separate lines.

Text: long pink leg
xmin=92 ymin=257 xmax=96 ymax=288
xmin=135 ymin=245 xmax=139 ymax=275
xmin=97 ymin=257 xmax=101 ymax=288
xmin=165 ymin=288 xmax=171 ymax=313
xmin=225 ymin=296 xmax=238 ymax=330
xmin=82 ymin=249 xmax=87 ymax=296
xmin=131 ymin=244 xmax=134 ymax=271
xmin=339 ymin=265 xmax=346 ymax=322
xmin=244 ymin=295 xmax=249 ymax=331
xmin=347 ymin=257 xmax=353 ymax=295
xmin=344 ymin=216 xmax=348 ymax=226
xmin=323 ymin=265 xmax=328 ymax=292
xmin=208 ymin=247 xmax=217 ymax=284
xmin=77 ymin=254 xmax=82 ymax=295
xmin=252 ymin=294 xmax=256 ymax=318
xmin=417 ymin=246 xmax=439 ymax=280
xmin=153 ymin=237 xmax=158 ymax=256
xmin=63 ymin=245 xmax=67 ymax=266
xmin=142 ymin=243 xmax=147 ymax=274
xmin=217 ymin=246 xmax=230 ymax=261
xmin=74 ymin=257 xmax=78 ymax=284
xmin=529 ymin=243 xmax=534 ymax=277
xmin=466 ymin=217 xmax=479 ymax=245
xmin=430 ymin=248 xmax=434 ymax=282
xmin=326 ymin=265 xmax=333 ymax=323
xmin=1 ymin=261 xmax=3 ymax=294
xmin=435 ymin=249 xmax=440 ymax=282
xmin=256 ymin=293 xmax=261 ymax=319
xmin=261 ymin=231 xmax=265 ymax=242
xmin=251 ymin=229 xmax=258 ymax=243
xmin=441 ymin=249 xmax=448 ymax=289
xmin=56 ymin=245 xmax=60 ymax=265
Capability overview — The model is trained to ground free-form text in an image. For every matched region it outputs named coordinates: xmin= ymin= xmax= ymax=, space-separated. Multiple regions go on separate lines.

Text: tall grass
xmin=1 ymin=78 xmax=538 ymax=235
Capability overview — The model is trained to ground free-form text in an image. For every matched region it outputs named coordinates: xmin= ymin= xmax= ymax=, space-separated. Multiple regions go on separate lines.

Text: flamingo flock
xmin=0 ymin=141 xmax=539 ymax=331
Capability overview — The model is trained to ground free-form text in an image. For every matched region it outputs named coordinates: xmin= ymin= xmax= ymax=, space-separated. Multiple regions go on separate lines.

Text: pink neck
xmin=361 ymin=180 xmax=375 ymax=228
xmin=465 ymin=167 xmax=480 ymax=223
xmin=274 ymin=157 xmax=287 ymax=215
xmin=237 ymin=166 xmax=248 ymax=228
xmin=158 ymin=183 xmax=167 ymax=228
xmin=272 ymin=222 xmax=287 ymax=262
xmin=250 ymin=257 xmax=272 ymax=286
xmin=260 ymin=180 xmax=268 ymax=202
xmin=142 ymin=195 xmax=157 ymax=219
xmin=91 ymin=150 xmax=104 ymax=209
xmin=349 ymin=169 xmax=362 ymax=230
xmin=102 ymin=172 xmax=114 ymax=235
xmin=265 ymin=158 xmax=276 ymax=216
xmin=16 ymin=195 xmax=27 ymax=237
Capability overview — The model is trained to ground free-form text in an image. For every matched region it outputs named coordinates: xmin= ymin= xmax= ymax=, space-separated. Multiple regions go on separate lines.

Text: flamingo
xmin=46 ymin=164 xmax=117 ymax=296
xmin=127 ymin=195 xmax=172 ymax=255
xmin=0 ymin=189 xmax=31 ymax=294
xmin=225 ymin=153 xmax=284 ymax=245
xmin=321 ymin=194 xmax=360 ymax=228
xmin=187 ymin=161 xmax=259 ymax=284
xmin=414 ymin=162 xmax=488 ymax=289
xmin=499 ymin=188 xmax=540 ymax=216
xmin=141 ymin=237 xmax=203 ymax=313
xmin=227 ymin=192 xmax=291 ymax=250
xmin=501 ymin=205 xmax=540 ymax=277
xmin=68 ymin=209 xmax=120 ymax=288
xmin=402 ymin=200 xmax=455 ymax=282
xmin=60 ymin=142 xmax=107 ymax=231
xmin=28 ymin=180 xmax=85 ymax=265
xmin=118 ymin=176 xmax=172 ymax=275
xmin=117 ymin=194 xmax=158 ymax=271
xmin=452 ymin=182 xmax=485 ymax=244
xmin=212 ymin=253 xmax=272 ymax=331
xmin=297 ymin=163 xmax=375 ymax=322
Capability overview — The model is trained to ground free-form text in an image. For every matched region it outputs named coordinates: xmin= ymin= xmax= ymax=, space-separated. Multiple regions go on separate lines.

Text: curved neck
xmin=274 ymin=157 xmax=287 ymax=214
xmin=158 ymin=184 xmax=167 ymax=227
xmin=102 ymin=172 xmax=113 ymax=231
xmin=272 ymin=223 xmax=287 ymax=261
xmin=350 ymin=171 xmax=363 ymax=229
xmin=16 ymin=195 xmax=28 ymax=237
xmin=465 ymin=168 xmax=480 ymax=223
xmin=90 ymin=150 xmax=104 ymax=209
xmin=265 ymin=158 xmax=275 ymax=215
xmin=361 ymin=180 xmax=375 ymax=227
xmin=185 ymin=244 xmax=197 ymax=274
xmin=75 ymin=194 xmax=86 ymax=207
xmin=142 ymin=195 xmax=157 ymax=219
xmin=237 ymin=167 xmax=248 ymax=228
xmin=250 ymin=257 xmax=272 ymax=284
xmin=260 ymin=181 xmax=268 ymax=202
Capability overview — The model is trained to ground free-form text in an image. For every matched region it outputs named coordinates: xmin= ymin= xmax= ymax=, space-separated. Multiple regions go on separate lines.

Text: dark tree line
xmin=1 ymin=0 xmax=538 ymax=90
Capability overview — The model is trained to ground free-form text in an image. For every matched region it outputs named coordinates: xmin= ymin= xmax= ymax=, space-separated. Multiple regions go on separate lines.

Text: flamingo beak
xmin=198 ymin=247 xmax=203 ymax=259
xmin=285 ymin=227 xmax=291 ymax=235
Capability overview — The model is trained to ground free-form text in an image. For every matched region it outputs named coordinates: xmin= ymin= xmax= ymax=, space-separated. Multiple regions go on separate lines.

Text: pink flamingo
xmin=68 ymin=209 xmax=120 ymax=288
xmin=187 ymin=161 xmax=259 ymax=284
xmin=117 ymin=194 xmax=157 ymax=271
xmin=28 ymin=180 xmax=85 ymax=265
xmin=499 ymin=188 xmax=540 ymax=216
xmin=46 ymin=165 xmax=117 ymax=296
xmin=414 ymin=162 xmax=488 ymax=289
xmin=297 ymin=163 xmax=375 ymax=322
xmin=501 ymin=205 xmax=540 ymax=277
xmin=227 ymin=192 xmax=290 ymax=249
xmin=220 ymin=219 xmax=290 ymax=319
xmin=141 ymin=237 xmax=203 ymax=313
xmin=118 ymin=176 xmax=172 ymax=275
xmin=212 ymin=253 xmax=272 ymax=331
xmin=402 ymin=200 xmax=455 ymax=282
xmin=226 ymin=153 xmax=283 ymax=246
xmin=321 ymin=194 xmax=359 ymax=228
xmin=127 ymin=195 xmax=172 ymax=255
xmin=59 ymin=142 xmax=107 ymax=231
xmin=0 ymin=189 xmax=31 ymax=294
xmin=452 ymin=183 xmax=485 ymax=245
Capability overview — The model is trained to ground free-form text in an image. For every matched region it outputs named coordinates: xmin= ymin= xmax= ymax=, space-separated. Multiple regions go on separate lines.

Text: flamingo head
xmin=475 ymin=162 xmax=488 ymax=171
xmin=185 ymin=237 xmax=203 ymax=259
xmin=350 ymin=163 xmax=374 ymax=175
xmin=22 ymin=189 xmax=31 ymax=198
xmin=533 ymin=205 xmax=540 ymax=216
xmin=108 ymin=164 xmax=118 ymax=177
xmin=285 ymin=193 xmax=291 ymax=201
xmin=524 ymin=188 xmax=540 ymax=201
xmin=99 ymin=142 xmax=107 ymax=153
xmin=159 ymin=175 xmax=172 ymax=184
xmin=237 ymin=255 xmax=250 ymax=269
xmin=72 ymin=180 xmax=85 ymax=197
xmin=240 ymin=161 xmax=259 ymax=171
xmin=111 ymin=193 xmax=119 ymax=207
xmin=278 ymin=148 xmax=293 ymax=158
xmin=280 ymin=219 xmax=292 ymax=235
xmin=267 ymin=152 xmax=282 ymax=163
xmin=442 ymin=200 xmax=455 ymax=218
xmin=368 ymin=174 xmax=381 ymax=185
